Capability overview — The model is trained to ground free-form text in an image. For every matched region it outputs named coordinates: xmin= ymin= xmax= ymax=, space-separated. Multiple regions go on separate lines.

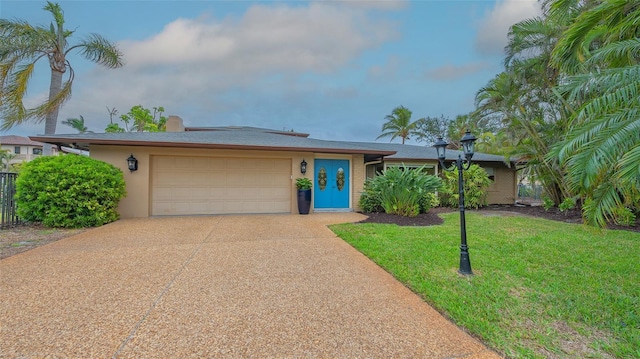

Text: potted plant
xmin=295 ymin=177 xmax=313 ymax=215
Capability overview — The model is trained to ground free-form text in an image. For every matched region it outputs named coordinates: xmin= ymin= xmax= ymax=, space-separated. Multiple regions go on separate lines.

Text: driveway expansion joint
xmin=111 ymin=218 xmax=221 ymax=358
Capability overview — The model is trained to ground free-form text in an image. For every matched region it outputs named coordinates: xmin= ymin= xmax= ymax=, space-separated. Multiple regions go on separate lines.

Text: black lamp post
xmin=434 ymin=130 xmax=477 ymax=275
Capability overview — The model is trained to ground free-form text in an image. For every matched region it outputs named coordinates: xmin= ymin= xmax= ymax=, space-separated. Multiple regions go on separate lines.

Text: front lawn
xmin=331 ymin=212 xmax=639 ymax=359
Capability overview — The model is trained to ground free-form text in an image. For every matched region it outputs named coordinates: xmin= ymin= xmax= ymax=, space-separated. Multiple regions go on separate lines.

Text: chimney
xmin=166 ymin=115 xmax=185 ymax=132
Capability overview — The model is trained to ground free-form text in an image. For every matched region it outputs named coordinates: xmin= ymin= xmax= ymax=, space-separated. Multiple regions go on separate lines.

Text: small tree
xmin=439 ymin=164 xmax=492 ymax=209
xmin=16 ymin=155 xmax=126 ymax=228
xmin=105 ymin=105 xmax=167 ymax=132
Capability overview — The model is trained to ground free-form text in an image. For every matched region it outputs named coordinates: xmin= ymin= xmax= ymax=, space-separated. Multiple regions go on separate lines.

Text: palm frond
xmin=71 ymin=33 xmax=124 ymax=68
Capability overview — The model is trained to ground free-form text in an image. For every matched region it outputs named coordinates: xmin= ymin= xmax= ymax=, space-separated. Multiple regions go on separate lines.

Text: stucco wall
xmin=485 ymin=166 xmax=516 ymax=205
xmin=91 ymin=145 xmax=321 ymax=218
xmin=90 ymin=145 xmax=365 ymax=218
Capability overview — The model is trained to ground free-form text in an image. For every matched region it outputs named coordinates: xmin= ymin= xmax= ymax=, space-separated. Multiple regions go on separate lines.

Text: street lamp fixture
xmin=434 ymin=130 xmax=477 ymax=275
xmin=127 ymin=154 xmax=138 ymax=172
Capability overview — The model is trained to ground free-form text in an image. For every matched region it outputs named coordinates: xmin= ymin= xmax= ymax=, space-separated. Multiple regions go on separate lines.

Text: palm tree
xmin=62 ymin=115 xmax=91 ymax=133
xmin=376 ymin=106 xmax=420 ymax=144
xmin=475 ymin=8 xmax=574 ymax=205
xmin=550 ymin=0 xmax=640 ymax=226
xmin=0 ymin=1 xmax=123 ymax=154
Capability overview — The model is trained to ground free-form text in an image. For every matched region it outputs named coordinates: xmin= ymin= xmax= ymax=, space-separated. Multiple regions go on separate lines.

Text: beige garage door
xmin=151 ymin=156 xmax=291 ymax=215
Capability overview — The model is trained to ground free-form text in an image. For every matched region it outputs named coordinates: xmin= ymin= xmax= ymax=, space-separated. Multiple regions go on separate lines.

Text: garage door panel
xmin=151 ymin=156 xmax=291 ymax=215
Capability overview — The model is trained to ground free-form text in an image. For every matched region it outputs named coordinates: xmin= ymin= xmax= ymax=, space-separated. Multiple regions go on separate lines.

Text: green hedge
xmin=16 ymin=155 xmax=126 ymax=228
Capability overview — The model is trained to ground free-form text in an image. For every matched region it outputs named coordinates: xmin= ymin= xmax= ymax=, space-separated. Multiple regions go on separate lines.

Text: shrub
xmin=439 ymin=164 xmax=492 ymax=209
xmin=358 ymin=165 xmax=442 ymax=217
xmin=419 ymin=192 xmax=440 ymax=213
xmin=359 ymin=180 xmax=383 ymax=213
xmin=559 ymin=197 xmax=576 ymax=214
xmin=542 ymin=197 xmax=555 ymax=211
xmin=612 ymin=207 xmax=636 ymax=226
xmin=16 ymin=155 xmax=126 ymax=228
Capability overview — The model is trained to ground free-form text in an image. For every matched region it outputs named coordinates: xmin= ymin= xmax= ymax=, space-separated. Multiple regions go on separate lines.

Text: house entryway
xmin=314 ymin=159 xmax=350 ymax=209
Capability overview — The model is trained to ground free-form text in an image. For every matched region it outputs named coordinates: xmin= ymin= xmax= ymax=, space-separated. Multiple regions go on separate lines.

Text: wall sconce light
xmin=127 ymin=154 xmax=138 ymax=172
xmin=300 ymin=159 xmax=307 ymax=174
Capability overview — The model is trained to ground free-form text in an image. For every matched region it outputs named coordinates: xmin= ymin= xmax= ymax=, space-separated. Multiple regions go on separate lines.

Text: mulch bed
xmin=358 ymin=204 xmax=640 ymax=233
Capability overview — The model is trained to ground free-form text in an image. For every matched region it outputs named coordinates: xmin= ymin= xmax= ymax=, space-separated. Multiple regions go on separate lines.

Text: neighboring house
xmin=0 ymin=135 xmax=59 ymax=168
xmin=31 ymin=116 xmax=517 ymax=219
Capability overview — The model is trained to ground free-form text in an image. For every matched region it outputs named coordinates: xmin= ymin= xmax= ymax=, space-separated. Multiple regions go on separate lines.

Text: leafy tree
xmin=376 ymin=106 xmax=421 ymax=144
xmin=0 ymin=2 xmax=123 ymax=155
xmin=62 ymin=115 xmax=91 ymax=133
xmin=413 ymin=115 xmax=451 ymax=145
xmin=105 ymin=105 xmax=167 ymax=132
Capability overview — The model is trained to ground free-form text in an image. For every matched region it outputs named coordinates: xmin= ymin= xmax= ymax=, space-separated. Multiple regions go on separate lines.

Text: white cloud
xmin=475 ymin=0 xmax=541 ymax=56
xmin=426 ymin=62 xmax=492 ymax=81
xmin=121 ymin=3 xmax=397 ymax=74
xmin=319 ymin=0 xmax=408 ymax=10
xmin=48 ymin=2 xmax=400 ymax=134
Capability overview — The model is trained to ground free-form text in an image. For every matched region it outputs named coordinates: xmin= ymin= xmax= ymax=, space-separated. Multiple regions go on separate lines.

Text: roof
xmin=0 ymin=135 xmax=45 ymax=147
xmin=351 ymin=142 xmax=512 ymax=163
xmin=185 ymin=126 xmax=310 ymax=138
xmin=29 ymin=130 xmax=395 ymax=161
xmin=30 ymin=127 xmax=513 ymax=165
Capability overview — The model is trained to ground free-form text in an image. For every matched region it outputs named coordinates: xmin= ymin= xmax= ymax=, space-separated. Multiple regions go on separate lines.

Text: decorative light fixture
xmin=127 ymin=154 xmax=138 ymax=172
xmin=300 ymin=159 xmax=307 ymax=174
xmin=434 ymin=130 xmax=477 ymax=275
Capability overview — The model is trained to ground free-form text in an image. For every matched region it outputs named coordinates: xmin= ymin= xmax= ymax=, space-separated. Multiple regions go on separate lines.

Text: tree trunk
xmin=43 ymin=68 xmax=64 ymax=155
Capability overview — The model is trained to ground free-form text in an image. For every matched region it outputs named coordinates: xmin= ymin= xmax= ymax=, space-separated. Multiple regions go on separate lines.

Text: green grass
xmin=331 ymin=212 xmax=640 ymax=359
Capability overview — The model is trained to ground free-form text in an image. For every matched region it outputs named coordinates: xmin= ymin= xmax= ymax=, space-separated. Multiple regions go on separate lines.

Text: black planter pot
xmin=297 ymin=189 xmax=312 ymax=215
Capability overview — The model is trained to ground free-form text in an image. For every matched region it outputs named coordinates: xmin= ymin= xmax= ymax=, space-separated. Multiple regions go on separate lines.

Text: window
xmin=485 ymin=167 xmax=495 ymax=181
xmin=14 ymin=146 xmax=20 ymax=154
xmin=33 ymin=148 xmax=42 ymax=155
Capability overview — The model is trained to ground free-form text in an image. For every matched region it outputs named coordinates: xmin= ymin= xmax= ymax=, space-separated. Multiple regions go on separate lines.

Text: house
xmin=0 ymin=135 xmax=59 ymax=169
xmin=30 ymin=116 xmax=517 ymax=218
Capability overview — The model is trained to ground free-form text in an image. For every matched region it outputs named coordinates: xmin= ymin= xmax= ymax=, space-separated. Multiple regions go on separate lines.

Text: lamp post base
xmin=459 ymin=245 xmax=473 ymax=275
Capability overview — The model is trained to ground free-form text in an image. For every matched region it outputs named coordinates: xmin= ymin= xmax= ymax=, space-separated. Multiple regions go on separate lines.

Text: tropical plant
xmin=15 ymin=154 xmax=126 ymax=228
xmin=439 ymin=164 xmax=492 ymax=210
xmin=0 ymin=2 xmax=123 ymax=154
xmin=376 ymin=106 xmax=421 ymax=144
xmin=295 ymin=177 xmax=312 ymax=190
xmin=549 ymin=0 xmax=640 ymax=227
xmin=359 ymin=165 xmax=442 ymax=217
xmin=62 ymin=115 xmax=91 ymax=133
xmin=474 ymin=6 xmax=573 ymax=205
xmin=105 ymin=105 xmax=167 ymax=132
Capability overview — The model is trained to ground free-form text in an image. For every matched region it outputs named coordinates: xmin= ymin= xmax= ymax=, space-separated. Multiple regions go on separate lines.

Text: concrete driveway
xmin=0 ymin=214 xmax=501 ymax=358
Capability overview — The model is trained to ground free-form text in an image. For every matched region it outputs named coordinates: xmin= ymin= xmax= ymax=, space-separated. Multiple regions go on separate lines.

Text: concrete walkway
xmin=0 ymin=214 xmax=501 ymax=358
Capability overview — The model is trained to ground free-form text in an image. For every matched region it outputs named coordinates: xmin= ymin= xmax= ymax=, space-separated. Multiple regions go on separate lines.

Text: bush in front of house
xmin=15 ymin=155 xmax=126 ymax=228
xmin=359 ymin=165 xmax=442 ymax=217
xmin=439 ymin=164 xmax=492 ymax=209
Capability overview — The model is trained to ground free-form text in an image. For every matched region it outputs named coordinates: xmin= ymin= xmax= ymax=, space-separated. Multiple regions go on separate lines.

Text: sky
xmin=0 ymin=0 xmax=541 ymax=144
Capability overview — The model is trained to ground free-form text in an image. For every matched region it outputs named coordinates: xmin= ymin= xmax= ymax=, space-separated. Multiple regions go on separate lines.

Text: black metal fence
xmin=1 ymin=172 xmax=19 ymax=228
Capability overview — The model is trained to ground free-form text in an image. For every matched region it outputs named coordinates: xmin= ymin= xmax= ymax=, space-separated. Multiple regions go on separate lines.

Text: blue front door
xmin=314 ymin=159 xmax=350 ymax=209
